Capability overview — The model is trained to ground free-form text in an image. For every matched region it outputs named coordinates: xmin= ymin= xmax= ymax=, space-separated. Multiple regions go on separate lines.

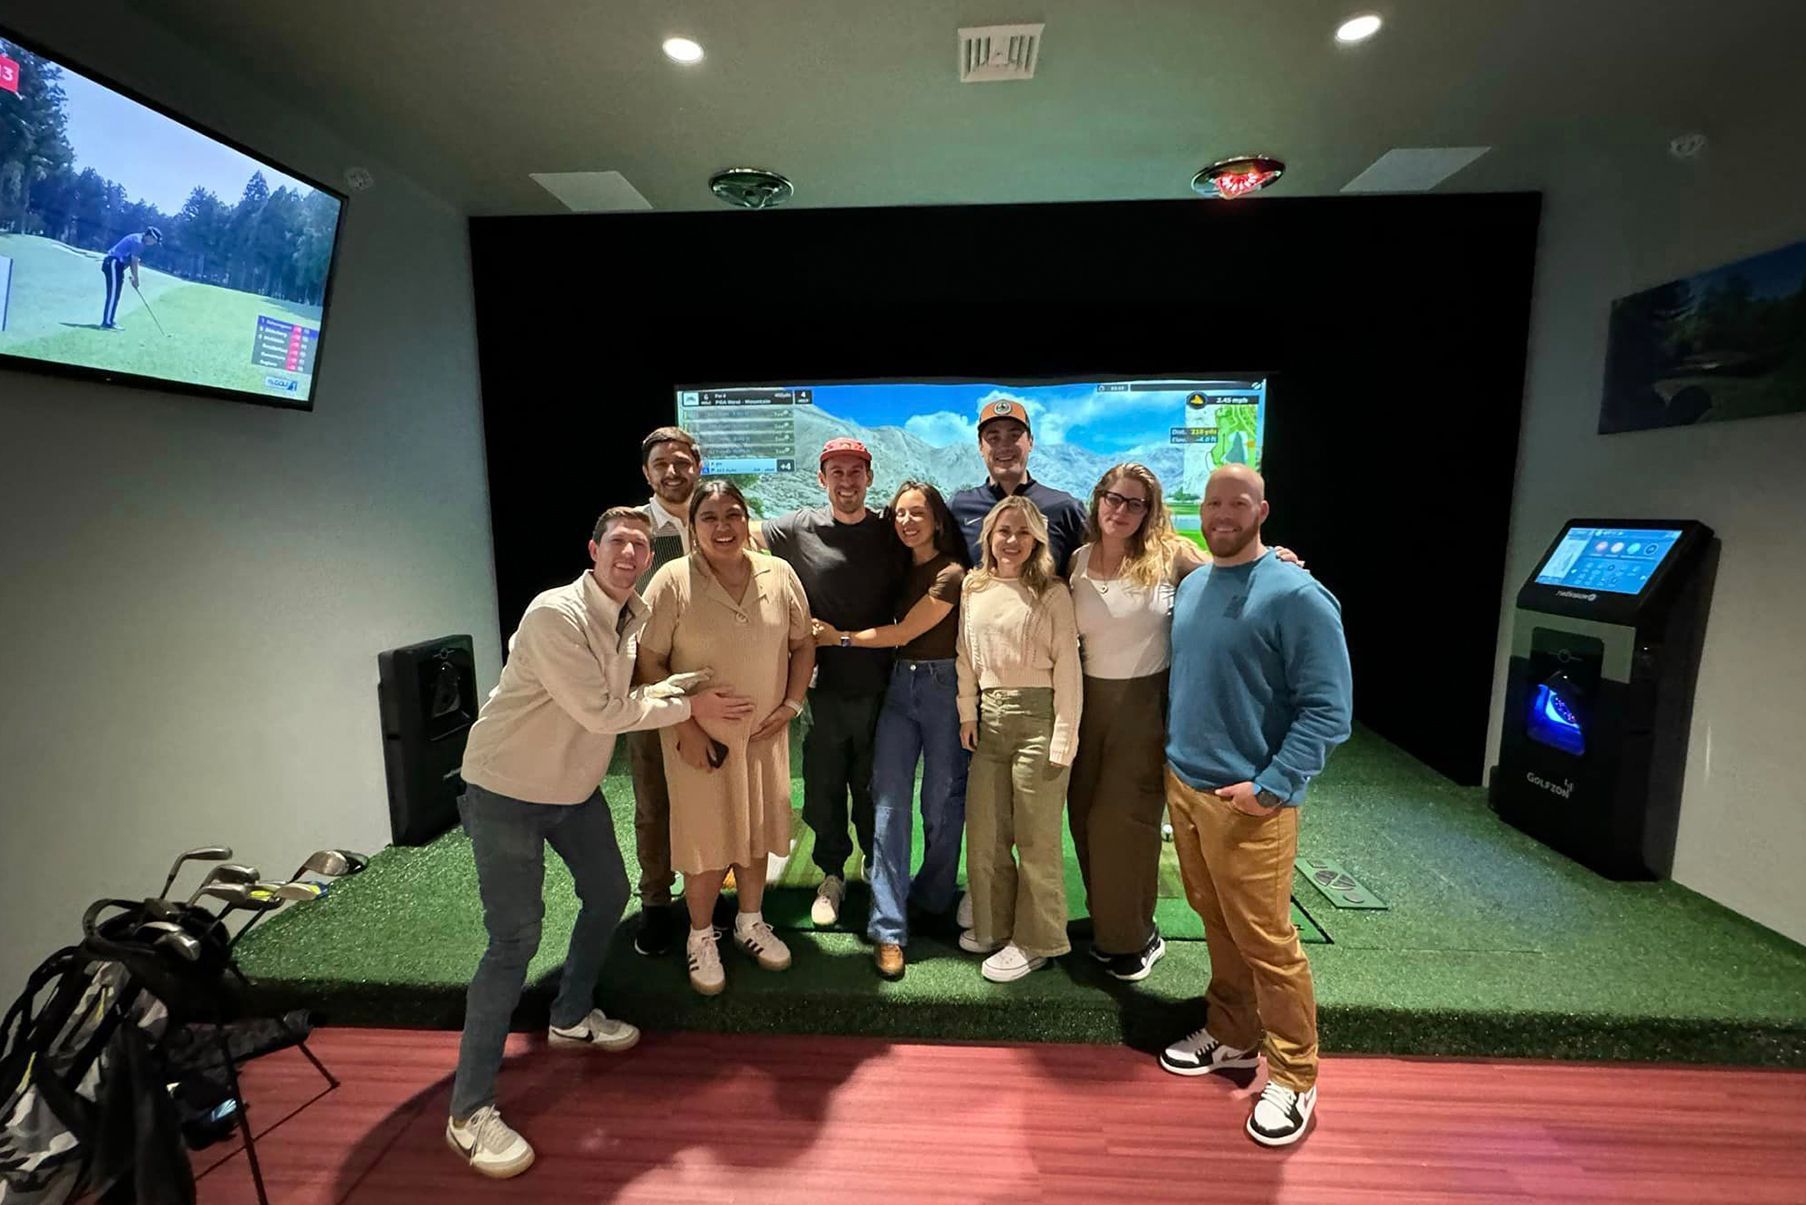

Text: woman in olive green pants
xmin=956 ymin=495 xmax=1083 ymax=984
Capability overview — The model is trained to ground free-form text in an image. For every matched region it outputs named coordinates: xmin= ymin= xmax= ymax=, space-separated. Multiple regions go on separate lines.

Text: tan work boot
xmin=874 ymin=942 xmax=905 ymax=980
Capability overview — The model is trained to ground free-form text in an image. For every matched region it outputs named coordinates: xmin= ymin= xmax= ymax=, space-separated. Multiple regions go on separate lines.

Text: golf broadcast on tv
xmin=0 ymin=30 xmax=344 ymax=407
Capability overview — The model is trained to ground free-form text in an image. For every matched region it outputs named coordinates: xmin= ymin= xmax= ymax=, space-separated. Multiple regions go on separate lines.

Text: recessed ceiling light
xmin=1335 ymin=14 xmax=1383 ymax=44
xmin=663 ymin=37 xmax=704 ymax=64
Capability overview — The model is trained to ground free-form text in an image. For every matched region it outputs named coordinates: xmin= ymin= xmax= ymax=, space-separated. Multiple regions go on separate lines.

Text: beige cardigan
xmin=462 ymin=572 xmax=691 ymax=804
xmin=955 ymin=575 xmax=1083 ymax=765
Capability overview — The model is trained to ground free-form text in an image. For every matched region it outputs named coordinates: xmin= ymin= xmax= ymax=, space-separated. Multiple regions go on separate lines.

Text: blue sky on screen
xmin=806 ymin=380 xmax=1252 ymax=452
xmin=1686 ymin=240 xmax=1806 ymax=301
xmin=55 ymin=57 xmax=322 ymax=213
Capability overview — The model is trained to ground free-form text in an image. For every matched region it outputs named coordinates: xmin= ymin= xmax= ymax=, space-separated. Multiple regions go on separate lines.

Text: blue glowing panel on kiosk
xmin=1528 ymin=683 xmax=1586 ymax=755
xmin=1533 ymin=527 xmax=1683 ymax=595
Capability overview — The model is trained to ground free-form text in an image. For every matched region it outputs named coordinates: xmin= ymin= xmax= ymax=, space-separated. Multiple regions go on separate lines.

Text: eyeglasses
xmin=1099 ymin=490 xmax=1149 ymax=515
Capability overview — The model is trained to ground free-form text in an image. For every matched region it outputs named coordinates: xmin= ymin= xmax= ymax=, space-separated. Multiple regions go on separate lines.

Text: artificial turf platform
xmin=235 ymin=727 xmax=1806 ymax=1066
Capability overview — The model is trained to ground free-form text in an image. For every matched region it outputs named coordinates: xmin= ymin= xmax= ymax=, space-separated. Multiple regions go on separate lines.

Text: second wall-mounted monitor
xmin=0 ymin=25 xmax=346 ymax=410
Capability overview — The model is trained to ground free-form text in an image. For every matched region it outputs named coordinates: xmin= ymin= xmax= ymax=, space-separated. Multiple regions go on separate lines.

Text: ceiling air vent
xmin=959 ymin=24 xmax=1044 ymax=82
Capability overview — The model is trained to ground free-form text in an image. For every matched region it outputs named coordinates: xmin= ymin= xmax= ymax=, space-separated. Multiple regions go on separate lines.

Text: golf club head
xmin=154 ymin=929 xmax=203 ymax=962
xmin=159 ymin=845 xmax=233 ymax=899
xmin=186 ymin=863 xmax=261 ymax=903
xmin=197 ymin=883 xmax=261 ymax=914
xmin=294 ymin=849 xmax=370 ymax=878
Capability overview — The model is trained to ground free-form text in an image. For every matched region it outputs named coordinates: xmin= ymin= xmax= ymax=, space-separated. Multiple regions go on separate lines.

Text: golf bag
xmin=0 ymin=899 xmax=243 ymax=1204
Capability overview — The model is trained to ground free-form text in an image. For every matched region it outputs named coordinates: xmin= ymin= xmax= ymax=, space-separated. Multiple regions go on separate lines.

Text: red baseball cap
xmin=820 ymin=436 xmax=872 ymax=466
xmin=976 ymin=397 xmax=1031 ymax=433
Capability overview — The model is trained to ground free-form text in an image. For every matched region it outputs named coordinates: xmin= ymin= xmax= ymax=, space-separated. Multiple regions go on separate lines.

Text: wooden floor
xmin=193 ymin=1027 xmax=1806 ymax=1204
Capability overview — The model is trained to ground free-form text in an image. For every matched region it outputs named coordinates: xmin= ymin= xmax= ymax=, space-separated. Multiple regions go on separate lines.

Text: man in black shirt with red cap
xmin=756 ymin=437 xmax=903 ymax=927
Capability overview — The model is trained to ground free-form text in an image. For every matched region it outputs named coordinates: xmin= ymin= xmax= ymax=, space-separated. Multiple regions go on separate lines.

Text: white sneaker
xmin=811 ymin=875 xmax=844 ymax=926
xmin=548 ymin=1008 xmax=640 ymax=1052
xmin=1159 ymin=1026 xmax=1259 ymax=1077
xmin=446 ymin=1105 xmax=535 ymax=1179
xmin=1247 ymin=1081 xmax=1317 ymax=1147
xmin=956 ymin=891 xmax=974 ymax=929
xmin=958 ymin=928 xmax=1000 ymax=955
xmin=734 ymin=913 xmax=793 ymax=970
xmin=686 ymin=926 xmax=725 ymax=995
xmin=980 ymin=943 xmax=1046 ymax=983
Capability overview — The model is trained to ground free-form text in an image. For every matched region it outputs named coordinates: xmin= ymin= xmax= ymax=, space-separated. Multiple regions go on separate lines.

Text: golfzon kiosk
xmin=1493 ymin=520 xmax=1717 ymax=880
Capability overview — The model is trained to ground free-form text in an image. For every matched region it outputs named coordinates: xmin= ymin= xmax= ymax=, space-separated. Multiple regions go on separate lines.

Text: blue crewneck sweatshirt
xmin=1166 ymin=550 xmax=1353 ymax=805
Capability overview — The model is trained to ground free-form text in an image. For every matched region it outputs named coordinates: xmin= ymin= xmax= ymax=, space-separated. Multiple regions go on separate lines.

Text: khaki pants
xmin=1165 ymin=765 xmax=1318 ymax=1091
xmin=965 ymin=689 xmax=1072 ymax=959
xmin=629 ymin=728 xmax=675 ymax=906
xmin=1067 ymin=672 xmax=1167 ymax=955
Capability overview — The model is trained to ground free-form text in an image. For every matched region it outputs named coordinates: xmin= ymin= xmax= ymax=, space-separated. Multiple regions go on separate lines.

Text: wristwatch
xmin=1255 ymin=788 xmax=1285 ymax=809
xmin=839 ymin=633 xmax=852 ymax=648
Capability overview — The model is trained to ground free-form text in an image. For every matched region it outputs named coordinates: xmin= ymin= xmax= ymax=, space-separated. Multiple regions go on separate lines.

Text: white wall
xmin=1489 ymin=112 xmax=1806 ymax=943
xmin=0 ymin=0 xmax=498 ymax=1004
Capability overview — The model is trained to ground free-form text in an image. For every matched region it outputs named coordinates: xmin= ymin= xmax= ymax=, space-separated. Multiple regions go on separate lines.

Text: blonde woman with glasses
xmin=1068 ymin=464 xmax=1304 ymax=982
xmin=955 ymin=495 xmax=1082 ymax=982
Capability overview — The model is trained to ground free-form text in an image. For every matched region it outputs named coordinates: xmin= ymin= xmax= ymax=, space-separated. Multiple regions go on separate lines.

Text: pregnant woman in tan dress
xmin=638 ymin=480 xmax=815 ymax=995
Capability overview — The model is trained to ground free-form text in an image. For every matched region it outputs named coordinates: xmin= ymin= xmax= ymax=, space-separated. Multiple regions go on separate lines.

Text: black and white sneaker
xmin=1106 ymin=928 xmax=1166 ymax=982
xmin=1246 ymin=1081 xmax=1317 ymax=1147
xmin=1158 ymin=1026 xmax=1258 ymax=1077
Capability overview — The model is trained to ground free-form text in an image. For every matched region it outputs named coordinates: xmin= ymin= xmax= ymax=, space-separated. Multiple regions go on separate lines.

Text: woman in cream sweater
xmin=956 ymin=495 xmax=1082 ymax=983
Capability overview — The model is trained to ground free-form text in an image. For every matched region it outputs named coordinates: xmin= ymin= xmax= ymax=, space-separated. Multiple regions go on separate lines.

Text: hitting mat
xmin=760 ymin=807 xmax=1330 ymax=944
xmin=234 ymin=728 xmax=1806 ymax=1063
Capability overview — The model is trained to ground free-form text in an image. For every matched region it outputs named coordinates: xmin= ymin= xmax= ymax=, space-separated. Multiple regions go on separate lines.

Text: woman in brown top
xmin=813 ymin=481 xmax=969 ymax=980
xmin=639 ymin=481 xmax=815 ymax=995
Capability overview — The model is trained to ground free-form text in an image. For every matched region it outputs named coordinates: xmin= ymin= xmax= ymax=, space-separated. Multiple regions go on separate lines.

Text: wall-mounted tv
xmin=0 ymin=25 xmax=345 ymax=410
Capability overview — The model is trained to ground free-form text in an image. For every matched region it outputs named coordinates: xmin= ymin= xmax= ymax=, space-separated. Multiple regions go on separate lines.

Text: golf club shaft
xmin=132 ymin=283 xmax=168 ymax=337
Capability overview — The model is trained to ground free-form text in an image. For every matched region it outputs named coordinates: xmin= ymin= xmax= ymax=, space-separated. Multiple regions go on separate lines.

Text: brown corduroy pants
xmin=1165 ymin=765 xmax=1318 ymax=1091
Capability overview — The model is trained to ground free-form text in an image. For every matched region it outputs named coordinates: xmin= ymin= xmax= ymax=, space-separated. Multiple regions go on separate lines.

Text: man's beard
xmin=1205 ymin=523 xmax=1259 ymax=559
xmin=654 ymin=479 xmax=693 ymax=505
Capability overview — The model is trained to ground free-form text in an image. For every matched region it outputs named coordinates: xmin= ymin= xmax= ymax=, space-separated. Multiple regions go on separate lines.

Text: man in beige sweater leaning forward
xmin=445 ymin=506 xmax=754 ymax=1179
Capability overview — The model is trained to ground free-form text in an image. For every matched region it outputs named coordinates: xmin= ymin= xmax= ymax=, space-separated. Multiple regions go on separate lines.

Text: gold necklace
xmin=1092 ymin=549 xmax=1123 ymax=594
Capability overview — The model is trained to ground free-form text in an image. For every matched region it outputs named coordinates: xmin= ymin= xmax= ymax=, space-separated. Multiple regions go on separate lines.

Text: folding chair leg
xmin=296 ymin=1037 xmax=340 ymax=1090
xmin=215 ymin=1028 xmax=271 ymax=1205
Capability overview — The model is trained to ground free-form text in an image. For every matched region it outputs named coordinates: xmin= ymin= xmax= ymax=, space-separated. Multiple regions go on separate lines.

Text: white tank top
xmin=1069 ymin=543 xmax=1176 ymax=679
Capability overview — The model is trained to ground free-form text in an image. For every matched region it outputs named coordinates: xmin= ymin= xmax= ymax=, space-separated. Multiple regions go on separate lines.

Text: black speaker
xmin=377 ymin=635 xmax=478 ymax=845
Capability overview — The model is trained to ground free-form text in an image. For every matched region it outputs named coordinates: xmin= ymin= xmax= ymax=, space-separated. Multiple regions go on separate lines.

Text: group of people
xmin=442 ymin=399 xmax=1354 ymax=1178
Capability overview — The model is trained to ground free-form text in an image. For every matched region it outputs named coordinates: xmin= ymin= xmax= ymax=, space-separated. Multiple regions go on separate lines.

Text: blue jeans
xmin=450 ymin=782 xmax=629 ymax=1118
xmin=867 ymin=658 xmax=969 ymax=945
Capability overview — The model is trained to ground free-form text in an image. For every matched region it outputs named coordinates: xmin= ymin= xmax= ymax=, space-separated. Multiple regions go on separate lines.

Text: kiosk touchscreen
xmin=1493 ymin=519 xmax=1716 ymax=879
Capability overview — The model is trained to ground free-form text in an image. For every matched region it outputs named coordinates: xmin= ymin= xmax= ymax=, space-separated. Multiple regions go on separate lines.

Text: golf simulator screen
xmin=0 ymin=27 xmax=345 ymax=409
xmin=676 ymin=377 xmax=1267 ymax=546
xmin=1532 ymin=526 xmax=1684 ymax=596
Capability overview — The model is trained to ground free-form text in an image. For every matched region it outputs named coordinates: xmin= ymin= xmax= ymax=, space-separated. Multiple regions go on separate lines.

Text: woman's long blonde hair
xmin=1084 ymin=462 xmax=1184 ymax=587
xmin=969 ymin=495 xmax=1057 ymax=597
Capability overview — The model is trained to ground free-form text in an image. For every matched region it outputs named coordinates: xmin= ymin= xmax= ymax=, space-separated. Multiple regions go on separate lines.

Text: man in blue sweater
xmin=1158 ymin=464 xmax=1352 ymax=1149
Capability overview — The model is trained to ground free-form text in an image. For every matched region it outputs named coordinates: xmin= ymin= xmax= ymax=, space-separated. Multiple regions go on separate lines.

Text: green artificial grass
xmin=235 ymin=727 xmax=1806 ymax=1065
xmin=761 ymin=786 xmax=1330 ymax=943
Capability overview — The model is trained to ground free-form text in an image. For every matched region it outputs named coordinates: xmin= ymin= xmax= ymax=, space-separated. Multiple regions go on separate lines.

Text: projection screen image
xmin=676 ymin=377 xmax=1268 ymax=548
